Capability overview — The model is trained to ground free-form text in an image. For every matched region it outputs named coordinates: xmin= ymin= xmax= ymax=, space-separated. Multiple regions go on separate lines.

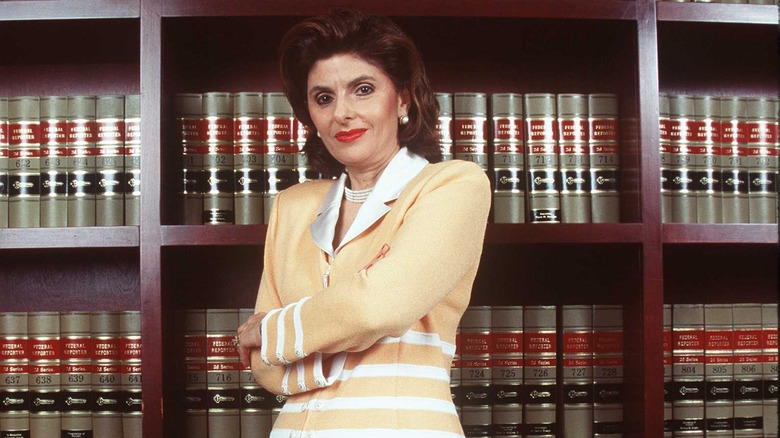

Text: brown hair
xmin=279 ymin=8 xmax=441 ymax=177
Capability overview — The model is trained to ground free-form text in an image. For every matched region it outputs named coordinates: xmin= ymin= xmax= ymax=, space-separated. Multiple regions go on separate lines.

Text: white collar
xmin=310 ymin=147 xmax=429 ymax=257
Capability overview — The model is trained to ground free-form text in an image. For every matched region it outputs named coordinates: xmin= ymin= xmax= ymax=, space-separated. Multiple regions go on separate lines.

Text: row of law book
xmin=658 ymin=0 xmax=777 ymax=3
xmin=0 ymin=310 xmax=142 ymax=438
xmin=659 ymin=94 xmax=778 ymax=224
xmin=0 ymin=95 xmax=141 ymax=229
xmin=663 ymin=303 xmax=778 ymax=437
xmin=175 ymin=91 xmax=622 ymax=226
xmin=455 ymin=304 xmax=624 ymax=437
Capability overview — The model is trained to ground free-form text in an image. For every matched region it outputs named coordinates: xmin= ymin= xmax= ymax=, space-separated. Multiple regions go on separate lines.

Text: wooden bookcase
xmin=0 ymin=0 xmax=777 ymax=436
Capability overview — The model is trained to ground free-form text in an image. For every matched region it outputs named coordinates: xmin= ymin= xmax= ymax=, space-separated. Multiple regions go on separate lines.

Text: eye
xmin=356 ymin=84 xmax=374 ymax=96
xmin=314 ymin=94 xmax=333 ymax=106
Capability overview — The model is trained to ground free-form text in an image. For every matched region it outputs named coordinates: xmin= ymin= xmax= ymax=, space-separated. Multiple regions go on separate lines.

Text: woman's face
xmin=306 ymin=53 xmax=409 ymax=172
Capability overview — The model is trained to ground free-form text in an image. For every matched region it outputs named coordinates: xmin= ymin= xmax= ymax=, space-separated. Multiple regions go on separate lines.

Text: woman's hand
xmin=236 ymin=311 xmax=267 ymax=368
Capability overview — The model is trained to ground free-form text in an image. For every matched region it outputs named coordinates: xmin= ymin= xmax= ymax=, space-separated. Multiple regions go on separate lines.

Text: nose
xmin=333 ymin=95 xmax=354 ymax=124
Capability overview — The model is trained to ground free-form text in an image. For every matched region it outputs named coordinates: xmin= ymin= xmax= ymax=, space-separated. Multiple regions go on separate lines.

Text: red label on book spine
xmin=663 ymin=331 xmax=672 ymax=353
xmin=492 ymin=332 xmax=523 ymax=354
xmin=673 ymin=330 xmax=705 ymax=350
xmin=178 ymin=119 xmax=205 ymax=143
xmin=62 ymin=339 xmax=91 ymax=360
xmin=722 ymin=121 xmax=747 ymax=145
xmin=208 ymin=362 xmax=241 ymax=372
xmin=529 ymin=144 xmax=558 ymax=155
xmin=745 ymin=121 xmax=778 ymax=145
xmin=121 ymin=338 xmax=142 ymax=361
xmin=234 ymin=118 xmax=265 ymax=143
xmin=690 ymin=120 xmax=721 ymax=144
xmin=9 ymin=148 xmax=41 ymax=159
xmin=186 ymin=362 xmax=207 ymax=372
xmin=94 ymin=364 xmax=120 ymax=373
xmin=563 ymin=333 xmax=592 ymax=353
xmin=30 ymin=364 xmax=61 ymax=374
xmin=525 ymin=358 xmax=556 ymax=367
xmin=527 ymin=119 xmax=557 ymax=143
xmin=493 ymin=357 xmax=522 ymax=367
xmin=64 ymin=364 xmax=90 ymax=373
xmin=525 ymin=333 xmax=557 ymax=353
xmin=1 ymin=364 xmax=28 ymax=373
xmin=92 ymin=339 xmax=121 ymax=360
xmin=264 ymin=143 xmax=297 ymax=154
xmin=494 ymin=118 xmax=523 ymax=142
xmin=124 ymin=146 xmax=141 ymax=156
xmin=185 ymin=336 xmax=208 ymax=358
xmin=763 ymin=353 xmax=778 ymax=362
xmin=437 ymin=118 xmax=453 ymax=144
xmin=97 ymin=120 xmax=125 ymax=144
xmin=207 ymin=335 xmax=239 ymax=357
xmin=670 ymin=119 xmax=695 ymax=143
xmin=561 ymin=144 xmax=588 ymax=155
xmin=29 ymin=339 xmax=60 ymax=360
xmin=204 ymin=117 xmax=233 ymax=143
xmin=67 ymin=120 xmax=97 ymax=144
xmin=705 ymin=355 xmax=733 ymax=364
xmin=590 ymin=119 xmax=618 ymax=142
xmin=455 ymin=119 xmax=487 ymax=142
xmin=734 ymin=330 xmax=763 ymax=349
xmin=41 ymin=121 xmax=67 ymax=145
xmin=0 ymin=339 xmax=28 ymax=359
xmin=9 ymin=122 xmax=42 ymax=146
xmin=746 ymin=146 xmax=779 ymax=157
xmin=234 ymin=144 xmax=263 ymax=155
xmin=125 ymin=118 xmax=141 ymax=143
xmin=559 ymin=119 xmax=588 ymax=143
xmin=594 ymin=357 xmax=624 ymax=367
xmin=266 ymin=118 xmax=294 ymax=143
xmin=764 ymin=330 xmax=778 ymax=348
xmin=0 ymin=122 xmax=7 ymax=145
xmin=494 ymin=143 xmax=524 ymax=154
xmin=674 ymin=355 xmax=705 ymax=364
xmin=659 ymin=119 xmax=672 ymax=141
xmin=461 ymin=333 xmax=491 ymax=355
xmin=734 ymin=354 xmax=762 ymax=363
xmin=97 ymin=146 xmax=122 ymax=156
xmin=123 ymin=364 xmax=142 ymax=373
xmin=705 ymin=330 xmax=734 ymax=349
xmin=206 ymin=144 xmax=233 ymax=155
xmin=564 ymin=358 xmax=592 ymax=367
xmin=294 ymin=119 xmax=310 ymax=143
xmin=461 ymin=358 xmax=491 ymax=368
xmin=67 ymin=147 xmax=98 ymax=157
xmin=455 ymin=144 xmax=487 ymax=154
xmin=594 ymin=332 xmax=623 ymax=354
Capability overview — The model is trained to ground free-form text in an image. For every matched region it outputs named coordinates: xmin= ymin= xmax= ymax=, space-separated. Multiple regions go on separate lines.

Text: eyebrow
xmin=308 ymin=75 xmax=377 ymax=97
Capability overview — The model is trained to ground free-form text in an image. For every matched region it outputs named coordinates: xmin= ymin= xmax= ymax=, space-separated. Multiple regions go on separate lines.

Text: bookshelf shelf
xmin=657 ymin=2 xmax=778 ymax=25
xmin=0 ymin=226 xmax=140 ymax=249
xmin=485 ymin=223 xmax=645 ymax=244
xmin=0 ymin=0 xmax=140 ymax=21
xmin=662 ymin=223 xmax=778 ymax=245
xmin=161 ymin=224 xmax=267 ymax=246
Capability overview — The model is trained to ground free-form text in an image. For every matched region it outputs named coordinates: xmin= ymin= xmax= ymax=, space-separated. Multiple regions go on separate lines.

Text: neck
xmin=345 ymin=147 xmax=400 ymax=191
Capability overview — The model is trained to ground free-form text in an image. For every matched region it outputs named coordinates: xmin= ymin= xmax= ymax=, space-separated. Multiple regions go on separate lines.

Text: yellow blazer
xmin=251 ymin=150 xmax=491 ymax=437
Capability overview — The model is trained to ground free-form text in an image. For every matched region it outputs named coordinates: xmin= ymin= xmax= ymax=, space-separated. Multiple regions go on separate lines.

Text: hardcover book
xmin=66 ymin=96 xmax=97 ymax=227
xmin=120 ymin=311 xmax=142 ymax=438
xmin=745 ymin=98 xmax=778 ymax=224
xmin=233 ymin=93 xmax=265 ymax=225
xmin=588 ymin=94 xmax=621 ymax=223
xmin=262 ymin=93 xmax=297 ymax=225
xmin=592 ymin=305 xmax=623 ymax=437
xmin=238 ymin=308 xmax=272 ymax=438
xmin=691 ymin=96 xmax=723 ymax=224
xmin=206 ymin=309 xmax=240 ymax=438
xmin=668 ymin=95 xmax=697 ymax=224
xmin=453 ymin=93 xmax=488 ymax=172
xmin=60 ymin=312 xmax=92 ymax=438
xmin=8 ymin=96 xmax=42 ymax=228
xmin=557 ymin=94 xmax=591 ymax=223
xmin=202 ymin=92 xmax=235 ymax=225
xmin=174 ymin=93 xmax=205 ymax=225
xmin=720 ymin=97 xmax=749 ymax=223
xmin=491 ymin=93 xmax=525 ymax=224
xmin=435 ymin=93 xmax=454 ymax=162
xmin=671 ymin=304 xmax=705 ymax=435
xmin=90 ymin=312 xmax=122 ymax=438
xmin=0 ymin=313 xmax=30 ymax=437
xmin=762 ymin=303 xmax=778 ymax=437
xmin=28 ymin=312 xmax=62 ymax=438
xmin=123 ymin=95 xmax=141 ymax=226
xmin=561 ymin=305 xmax=593 ymax=437
xmin=703 ymin=304 xmax=734 ymax=436
xmin=524 ymin=94 xmax=560 ymax=223
xmin=459 ymin=306 xmax=491 ymax=409
xmin=40 ymin=97 xmax=69 ymax=228
xmin=659 ymin=94 xmax=673 ymax=223
xmin=732 ymin=304 xmax=765 ymax=435
xmin=0 ymin=98 xmax=8 ymax=228
xmin=523 ymin=306 xmax=557 ymax=436
xmin=490 ymin=306 xmax=523 ymax=436
xmin=95 ymin=95 xmax=126 ymax=227
xmin=663 ymin=304 xmax=672 ymax=437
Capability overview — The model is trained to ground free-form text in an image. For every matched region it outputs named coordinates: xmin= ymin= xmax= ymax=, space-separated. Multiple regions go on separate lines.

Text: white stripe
xmin=337 ymin=363 xmax=450 ymax=382
xmin=260 ymin=308 xmax=281 ymax=365
xmin=281 ymin=363 xmax=292 ymax=395
xmin=284 ymin=396 xmax=457 ymax=415
xmin=293 ymin=296 xmax=311 ymax=359
xmin=326 ymin=352 xmax=348 ymax=386
xmin=276 ymin=303 xmax=295 ymax=363
xmin=378 ymin=330 xmax=456 ymax=357
xmin=272 ymin=430 xmax=463 ymax=438
xmin=296 ymin=360 xmax=307 ymax=392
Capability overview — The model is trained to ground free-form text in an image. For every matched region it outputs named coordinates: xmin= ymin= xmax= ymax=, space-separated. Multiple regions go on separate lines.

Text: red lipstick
xmin=335 ymin=129 xmax=367 ymax=143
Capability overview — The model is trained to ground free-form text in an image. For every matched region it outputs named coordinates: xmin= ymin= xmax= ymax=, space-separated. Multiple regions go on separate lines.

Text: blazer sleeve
xmin=259 ymin=161 xmax=491 ymax=367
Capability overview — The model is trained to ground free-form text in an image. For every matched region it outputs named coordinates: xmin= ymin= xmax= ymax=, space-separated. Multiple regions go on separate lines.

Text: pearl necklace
xmin=344 ymin=186 xmax=374 ymax=203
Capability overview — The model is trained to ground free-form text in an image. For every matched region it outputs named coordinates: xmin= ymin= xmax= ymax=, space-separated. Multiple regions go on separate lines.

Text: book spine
xmin=490 ymin=306 xmax=523 ymax=436
xmin=671 ymin=304 xmax=705 ymax=435
xmin=523 ymin=305 xmax=557 ymax=436
xmin=524 ymin=94 xmax=560 ymax=223
xmin=175 ymin=93 xmax=205 ymax=225
xmin=663 ymin=304 xmax=672 ymax=437
xmin=0 ymin=98 xmax=8 ymax=228
xmin=588 ymin=94 xmax=621 ymax=223
xmin=453 ymin=93 xmax=488 ymax=172
xmin=720 ymin=97 xmax=749 ymax=223
xmin=659 ymin=94 xmax=673 ymax=223
xmin=592 ymin=305 xmax=624 ymax=437
xmin=233 ymin=93 xmax=265 ymax=225
xmin=557 ymin=94 xmax=591 ymax=224
xmin=745 ymin=97 xmax=778 ymax=224
xmin=90 ymin=312 xmax=121 ymax=438
xmin=119 ymin=311 xmax=141 ymax=438
xmin=60 ymin=312 xmax=92 ymax=438
xmin=491 ymin=93 xmax=526 ymax=224
xmin=202 ymin=92 xmax=235 ymax=225
xmin=238 ymin=308 xmax=272 ymax=438
xmin=123 ymin=95 xmax=141 ymax=226
xmin=294 ymin=114 xmax=317 ymax=184
xmin=762 ymin=303 xmax=778 ymax=437
xmin=262 ymin=93 xmax=296 ymax=225
xmin=459 ymin=306 xmax=491 ymax=424
xmin=561 ymin=305 xmax=593 ymax=437
xmin=66 ymin=96 xmax=97 ymax=227
xmin=435 ymin=93 xmax=454 ymax=162
xmin=95 ymin=95 xmax=126 ymax=227
xmin=8 ymin=97 xmax=42 ymax=228
xmin=28 ymin=311 xmax=61 ymax=438
xmin=39 ymin=97 xmax=69 ymax=228
xmin=669 ymin=95 xmax=697 ymax=223
xmin=0 ymin=313 xmax=30 ymax=437
xmin=181 ymin=309 xmax=207 ymax=438
xmin=691 ymin=96 xmax=723 ymax=224
xmin=461 ymin=405 xmax=491 ymax=438
xmin=703 ymin=304 xmax=734 ymax=436
xmin=206 ymin=309 xmax=240 ymax=438
xmin=733 ymin=303 xmax=765 ymax=435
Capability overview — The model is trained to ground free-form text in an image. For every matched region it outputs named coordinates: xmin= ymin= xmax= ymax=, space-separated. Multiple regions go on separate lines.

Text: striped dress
xmin=251 ymin=148 xmax=491 ymax=437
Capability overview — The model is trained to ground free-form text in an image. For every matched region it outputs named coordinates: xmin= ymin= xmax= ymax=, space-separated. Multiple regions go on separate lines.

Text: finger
xmin=239 ymin=345 xmax=250 ymax=369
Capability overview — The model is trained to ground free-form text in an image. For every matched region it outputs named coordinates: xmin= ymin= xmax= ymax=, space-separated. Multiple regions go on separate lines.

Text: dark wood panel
xmin=0 ymin=247 xmax=140 ymax=311
xmin=0 ymin=0 xmax=140 ymax=21
xmin=657 ymin=2 xmax=778 ymax=24
xmin=0 ymin=227 xmax=139 ymax=249
xmin=162 ymin=0 xmax=637 ymax=20
xmin=663 ymin=223 xmax=778 ymax=244
xmin=664 ymin=244 xmax=778 ymax=304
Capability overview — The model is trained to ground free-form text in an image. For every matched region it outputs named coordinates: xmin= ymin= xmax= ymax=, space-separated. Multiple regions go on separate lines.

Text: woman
xmin=236 ymin=8 xmax=490 ymax=437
